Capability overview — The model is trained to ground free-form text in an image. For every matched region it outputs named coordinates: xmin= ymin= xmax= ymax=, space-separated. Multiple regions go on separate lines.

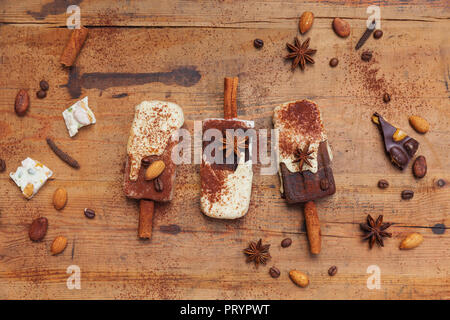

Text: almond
xmin=409 ymin=115 xmax=429 ymax=133
xmin=299 ymin=11 xmax=314 ymax=34
xmin=289 ymin=270 xmax=309 ymax=288
xmin=392 ymin=128 xmax=407 ymax=142
xmin=399 ymin=233 xmax=424 ymax=250
xmin=53 ymin=187 xmax=68 ymax=210
xmin=29 ymin=217 xmax=48 ymax=242
xmin=144 ymin=160 xmax=165 ymax=180
xmin=332 ymin=18 xmax=350 ymax=38
xmin=14 ymin=89 xmax=30 ymax=116
xmin=51 ymin=236 xmax=68 ymax=255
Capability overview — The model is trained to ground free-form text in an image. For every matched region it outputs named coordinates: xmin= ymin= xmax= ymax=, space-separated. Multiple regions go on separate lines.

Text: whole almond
xmin=53 ymin=187 xmax=68 ymax=210
xmin=29 ymin=217 xmax=48 ymax=242
xmin=299 ymin=11 xmax=314 ymax=34
xmin=144 ymin=160 xmax=165 ymax=180
xmin=15 ymin=89 xmax=30 ymax=116
xmin=332 ymin=18 xmax=350 ymax=38
xmin=51 ymin=236 xmax=68 ymax=255
xmin=409 ymin=115 xmax=429 ymax=133
xmin=289 ymin=270 xmax=309 ymax=288
xmin=399 ymin=233 xmax=424 ymax=250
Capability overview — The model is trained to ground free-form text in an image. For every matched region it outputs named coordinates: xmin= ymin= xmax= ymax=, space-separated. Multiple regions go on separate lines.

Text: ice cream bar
xmin=273 ymin=99 xmax=335 ymax=254
xmin=123 ymin=100 xmax=184 ymax=239
xmin=200 ymin=77 xmax=254 ymax=219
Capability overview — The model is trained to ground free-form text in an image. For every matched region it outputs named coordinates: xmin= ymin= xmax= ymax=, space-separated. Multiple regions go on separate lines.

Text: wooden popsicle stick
xmin=224 ymin=77 xmax=238 ymax=119
xmin=304 ymin=201 xmax=321 ymax=254
xmin=138 ymin=199 xmax=154 ymax=239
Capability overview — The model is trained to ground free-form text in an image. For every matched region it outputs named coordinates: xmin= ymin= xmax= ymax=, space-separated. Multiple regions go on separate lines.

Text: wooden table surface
xmin=0 ymin=0 xmax=449 ymax=300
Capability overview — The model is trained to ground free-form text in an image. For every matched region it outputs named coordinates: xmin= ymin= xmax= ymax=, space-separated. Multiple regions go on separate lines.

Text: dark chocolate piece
xmin=281 ymin=141 xmax=336 ymax=204
xmin=372 ymin=113 xmax=419 ymax=170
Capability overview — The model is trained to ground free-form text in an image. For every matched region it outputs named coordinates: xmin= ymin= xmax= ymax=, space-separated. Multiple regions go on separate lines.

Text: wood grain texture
xmin=0 ymin=0 xmax=449 ymax=299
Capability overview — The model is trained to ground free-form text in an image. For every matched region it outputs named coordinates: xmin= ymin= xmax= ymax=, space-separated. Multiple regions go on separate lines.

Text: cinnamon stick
xmin=138 ymin=200 xmax=154 ymax=239
xmin=304 ymin=201 xmax=321 ymax=254
xmin=224 ymin=77 xmax=238 ymax=119
xmin=60 ymin=27 xmax=89 ymax=67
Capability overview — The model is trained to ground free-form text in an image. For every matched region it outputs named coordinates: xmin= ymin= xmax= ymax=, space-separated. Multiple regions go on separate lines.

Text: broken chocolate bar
xmin=372 ymin=112 xmax=419 ymax=170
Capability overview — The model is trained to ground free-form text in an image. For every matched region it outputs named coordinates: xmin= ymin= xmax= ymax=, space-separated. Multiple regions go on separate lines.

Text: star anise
xmin=243 ymin=239 xmax=271 ymax=267
xmin=360 ymin=214 xmax=392 ymax=249
xmin=220 ymin=131 xmax=249 ymax=158
xmin=285 ymin=37 xmax=317 ymax=70
xmin=293 ymin=142 xmax=314 ymax=170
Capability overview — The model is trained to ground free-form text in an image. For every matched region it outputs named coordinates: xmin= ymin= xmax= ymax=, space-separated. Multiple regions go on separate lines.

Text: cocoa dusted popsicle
xmin=200 ymin=77 xmax=254 ymax=219
xmin=273 ymin=100 xmax=336 ymax=254
xmin=123 ymin=101 xmax=184 ymax=239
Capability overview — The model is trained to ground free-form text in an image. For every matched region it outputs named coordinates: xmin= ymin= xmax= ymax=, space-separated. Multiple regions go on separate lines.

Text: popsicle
xmin=273 ymin=99 xmax=336 ymax=254
xmin=200 ymin=77 xmax=254 ymax=219
xmin=123 ymin=100 xmax=184 ymax=239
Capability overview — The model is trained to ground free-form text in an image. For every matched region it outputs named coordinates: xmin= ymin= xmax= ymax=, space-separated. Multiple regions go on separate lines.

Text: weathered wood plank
xmin=0 ymin=1 xmax=449 ymax=299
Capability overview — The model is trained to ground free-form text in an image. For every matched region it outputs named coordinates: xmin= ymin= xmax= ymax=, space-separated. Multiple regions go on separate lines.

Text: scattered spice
xmin=36 ymin=90 xmax=46 ymax=99
xmin=39 ymin=80 xmax=49 ymax=91
xmin=377 ymin=179 xmax=389 ymax=189
xmin=243 ymin=239 xmax=271 ymax=267
xmin=373 ymin=30 xmax=383 ymax=39
xmin=361 ymin=50 xmax=373 ymax=62
xmin=329 ymin=58 xmax=339 ymax=67
xmin=360 ymin=214 xmax=392 ymax=249
xmin=355 ymin=20 xmax=376 ymax=50
xmin=285 ymin=37 xmax=316 ymax=71
xmin=401 ymin=190 xmax=414 ymax=200
xmin=383 ymin=93 xmax=391 ymax=103
xmin=281 ymin=238 xmax=292 ymax=248
xmin=0 ymin=159 xmax=5 ymax=172
xmin=328 ymin=265 xmax=338 ymax=276
xmin=293 ymin=142 xmax=313 ymax=170
xmin=269 ymin=267 xmax=281 ymax=278
xmin=253 ymin=39 xmax=264 ymax=49
xmin=46 ymin=137 xmax=80 ymax=169
xmin=84 ymin=208 xmax=95 ymax=219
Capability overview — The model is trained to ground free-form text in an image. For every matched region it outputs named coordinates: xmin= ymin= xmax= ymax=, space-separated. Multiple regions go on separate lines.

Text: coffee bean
xmin=84 ymin=208 xmax=95 ymax=219
xmin=401 ymin=190 xmax=414 ymax=200
xmin=361 ymin=50 xmax=373 ymax=62
xmin=320 ymin=178 xmax=329 ymax=190
xmin=378 ymin=179 xmax=389 ymax=189
xmin=141 ymin=157 xmax=152 ymax=167
xmin=269 ymin=267 xmax=281 ymax=278
xmin=39 ymin=80 xmax=49 ymax=91
xmin=412 ymin=156 xmax=427 ymax=178
xmin=383 ymin=93 xmax=391 ymax=103
xmin=373 ymin=30 xmax=383 ymax=39
xmin=36 ymin=90 xmax=46 ymax=99
xmin=281 ymin=238 xmax=292 ymax=248
xmin=154 ymin=177 xmax=163 ymax=192
xmin=328 ymin=265 xmax=338 ymax=276
xmin=0 ymin=159 xmax=5 ymax=172
xmin=437 ymin=179 xmax=446 ymax=188
xmin=253 ymin=39 xmax=264 ymax=49
xmin=329 ymin=58 xmax=339 ymax=67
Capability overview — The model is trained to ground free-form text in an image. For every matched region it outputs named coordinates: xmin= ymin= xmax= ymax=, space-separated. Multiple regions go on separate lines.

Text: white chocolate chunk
xmin=10 ymin=158 xmax=53 ymax=199
xmin=62 ymin=96 xmax=96 ymax=137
